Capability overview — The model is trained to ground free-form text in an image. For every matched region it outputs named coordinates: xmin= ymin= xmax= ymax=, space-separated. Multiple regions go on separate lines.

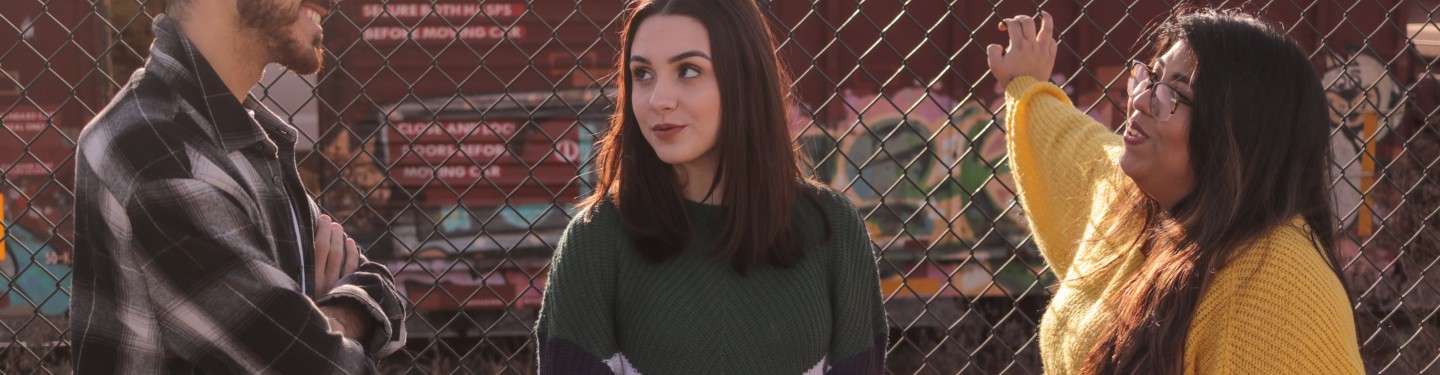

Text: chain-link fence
xmin=2 ymin=0 xmax=1439 ymax=373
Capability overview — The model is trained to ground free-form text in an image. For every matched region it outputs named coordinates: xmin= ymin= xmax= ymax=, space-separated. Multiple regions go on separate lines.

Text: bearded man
xmin=71 ymin=0 xmax=405 ymax=372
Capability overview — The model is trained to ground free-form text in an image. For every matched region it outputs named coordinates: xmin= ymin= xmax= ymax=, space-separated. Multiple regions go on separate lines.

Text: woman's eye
xmin=680 ymin=66 xmax=701 ymax=78
xmin=632 ymin=69 xmax=653 ymax=81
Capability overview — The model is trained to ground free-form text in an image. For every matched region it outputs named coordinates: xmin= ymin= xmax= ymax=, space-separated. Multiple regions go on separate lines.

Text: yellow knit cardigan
xmin=1004 ymin=76 xmax=1364 ymax=374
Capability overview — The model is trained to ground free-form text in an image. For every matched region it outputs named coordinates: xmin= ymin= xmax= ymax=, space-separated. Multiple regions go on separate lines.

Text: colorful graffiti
xmin=0 ymin=190 xmax=72 ymax=316
xmin=799 ymin=86 xmax=1050 ymax=298
xmin=802 ymin=86 xmax=1027 ymax=253
xmin=405 ymin=203 xmax=574 ymax=257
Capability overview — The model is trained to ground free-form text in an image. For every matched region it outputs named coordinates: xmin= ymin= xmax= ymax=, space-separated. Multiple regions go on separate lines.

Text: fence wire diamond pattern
xmin=1 ymin=0 xmax=1438 ymax=373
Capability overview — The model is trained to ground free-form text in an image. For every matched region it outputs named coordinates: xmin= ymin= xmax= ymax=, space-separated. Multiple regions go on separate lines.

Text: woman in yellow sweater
xmin=986 ymin=8 xmax=1365 ymax=374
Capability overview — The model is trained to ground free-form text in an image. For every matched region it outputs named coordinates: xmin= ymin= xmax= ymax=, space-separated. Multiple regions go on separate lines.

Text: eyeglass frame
xmin=1126 ymin=59 xmax=1195 ymax=121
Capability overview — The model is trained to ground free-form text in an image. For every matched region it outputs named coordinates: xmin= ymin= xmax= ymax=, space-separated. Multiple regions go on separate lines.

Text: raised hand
xmin=986 ymin=11 xmax=1058 ymax=88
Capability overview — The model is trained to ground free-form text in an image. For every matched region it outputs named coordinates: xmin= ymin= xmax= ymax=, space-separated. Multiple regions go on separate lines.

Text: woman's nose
xmin=1127 ymin=85 xmax=1158 ymax=118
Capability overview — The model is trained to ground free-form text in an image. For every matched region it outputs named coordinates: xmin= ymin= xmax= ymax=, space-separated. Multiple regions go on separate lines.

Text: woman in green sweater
xmin=987 ymin=8 xmax=1363 ymax=375
xmin=535 ymin=0 xmax=887 ymax=374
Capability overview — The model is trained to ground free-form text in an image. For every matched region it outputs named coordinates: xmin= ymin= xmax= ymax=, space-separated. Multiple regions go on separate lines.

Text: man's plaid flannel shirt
xmin=72 ymin=15 xmax=406 ymax=374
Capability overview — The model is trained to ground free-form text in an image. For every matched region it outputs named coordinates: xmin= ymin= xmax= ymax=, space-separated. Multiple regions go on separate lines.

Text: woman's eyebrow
xmin=629 ymin=50 xmax=711 ymax=65
xmin=668 ymin=50 xmax=711 ymax=63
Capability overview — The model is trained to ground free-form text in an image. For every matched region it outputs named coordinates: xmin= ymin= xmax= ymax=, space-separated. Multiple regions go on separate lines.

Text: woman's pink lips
xmin=651 ymin=123 xmax=685 ymax=141
xmin=1123 ymin=119 xmax=1150 ymax=145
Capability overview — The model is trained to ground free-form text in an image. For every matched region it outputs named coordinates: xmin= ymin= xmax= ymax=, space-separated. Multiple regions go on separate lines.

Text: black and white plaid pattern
xmin=72 ymin=15 xmax=406 ymax=374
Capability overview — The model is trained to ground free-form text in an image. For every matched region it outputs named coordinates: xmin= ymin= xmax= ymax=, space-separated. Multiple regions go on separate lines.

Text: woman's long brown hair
xmin=1079 ymin=9 xmax=1351 ymax=374
xmin=581 ymin=0 xmax=819 ymax=273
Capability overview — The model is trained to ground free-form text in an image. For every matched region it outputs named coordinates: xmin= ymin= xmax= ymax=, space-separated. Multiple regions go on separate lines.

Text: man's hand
xmin=314 ymin=215 xmax=359 ymax=298
xmin=987 ymin=11 xmax=1058 ymax=89
xmin=314 ymin=216 xmax=374 ymax=342
xmin=319 ymin=301 xmax=374 ymax=342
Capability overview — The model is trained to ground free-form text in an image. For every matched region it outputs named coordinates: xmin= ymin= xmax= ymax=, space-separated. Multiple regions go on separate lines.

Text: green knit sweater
xmin=535 ymin=184 xmax=887 ymax=374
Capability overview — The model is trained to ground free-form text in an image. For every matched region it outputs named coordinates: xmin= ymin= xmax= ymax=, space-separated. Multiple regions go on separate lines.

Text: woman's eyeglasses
xmin=1126 ymin=59 xmax=1193 ymax=122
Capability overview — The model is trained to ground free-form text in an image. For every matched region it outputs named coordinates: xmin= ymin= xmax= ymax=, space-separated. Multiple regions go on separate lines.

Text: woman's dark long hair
xmin=1079 ymin=9 xmax=1350 ymax=374
xmin=582 ymin=0 xmax=818 ymax=273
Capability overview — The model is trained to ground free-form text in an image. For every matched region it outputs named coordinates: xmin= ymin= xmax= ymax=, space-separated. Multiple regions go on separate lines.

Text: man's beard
xmin=238 ymin=0 xmax=325 ymax=75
